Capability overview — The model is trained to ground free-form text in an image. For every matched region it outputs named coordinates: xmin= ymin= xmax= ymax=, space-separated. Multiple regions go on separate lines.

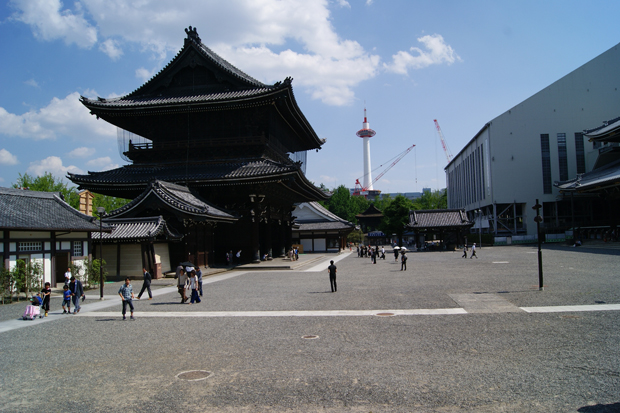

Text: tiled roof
xmin=100 ymin=216 xmax=183 ymax=242
xmin=105 ymin=181 xmax=237 ymax=221
xmin=555 ymin=158 xmax=620 ymax=191
xmin=80 ymin=88 xmax=276 ymax=108
xmin=0 ymin=187 xmax=108 ymax=232
xmin=296 ymin=221 xmax=355 ymax=231
xmin=293 ymin=201 xmax=355 ymax=233
xmin=68 ymin=159 xmax=299 ymax=186
xmin=408 ymin=209 xmax=472 ymax=229
xmin=356 ymin=204 xmax=383 ymax=218
xmin=584 ymin=116 xmax=620 ymax=141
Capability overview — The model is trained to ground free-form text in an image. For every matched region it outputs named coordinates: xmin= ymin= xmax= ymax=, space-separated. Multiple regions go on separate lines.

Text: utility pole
xmin=532 ymin=199 xmax=543 ymax=291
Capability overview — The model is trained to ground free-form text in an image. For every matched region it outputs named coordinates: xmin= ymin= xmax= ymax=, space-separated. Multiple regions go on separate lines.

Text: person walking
xmin=394 ymin=248 xmax=400 ymax=262
xmin=327 ymin=260 xmax=337 ymax=292
xmin=188 ymin=271 xmax=201 ymax=304
xmin=470 ymin=243 xmax=478 ymax=259
xmin=196 ymin=266 xmax=203 ymax=296
xmin=401 ymin=252 xmax=408 ymax=271
xmin=69 ymin=276 xmax=84 ymax=314
xmin=137 ymin=267 xmax=152 ymax=300
xmin=177 ymin=268 xmax=188 ymax=303
xmin=236 ymin=250 xmax=242 ymax=264
xmin=61 ymin=285 xmax=72 ymax=314
xmin=41 ymin=282 xmax=51 ymax=317
xmin=462 ymin=245 xmax=468 ymax=258
xmin=64 ymin=267 xmax=72 ymax=286
xmin=118 ymin=277 xmax=135 ymax=320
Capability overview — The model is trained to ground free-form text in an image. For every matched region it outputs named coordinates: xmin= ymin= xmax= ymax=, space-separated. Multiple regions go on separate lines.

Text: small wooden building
xmin=292 ymin=202 xmax=355 ymax=252
xmin=0 ymin=187 xmax=110 ymax=286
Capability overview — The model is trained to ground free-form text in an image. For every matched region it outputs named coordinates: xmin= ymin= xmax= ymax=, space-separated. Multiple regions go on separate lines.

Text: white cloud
xmin=0 ymin=92 xmax=116 ymax=141
xmin=320 ymin=175 xmax=338 ymax=183
xmin=384 ymin=34 xmax=461 ymax=75
xmin=136 ymin=67 xmax=157 ymax=82
xmin=13 ymin=0 xmax=382 ymax=106
xmin=335 ymin=0 xmax=351 ymax=8
xmin=24 ymin=79 xmax=39 ymax=88
xmin=10 ymin=0 xmax=97 ymax=48
xmin=27 ymin=156 xmax=83 ymax=177
xmin=99 ymin=38 xmax=123 ymax=60
xmin=68 ymin=147 xmax=95 ymax=158
xmin=86 ymin=156 xmax=118 ymax=171
xmin=0 ymin=149 xmax=19 ymax=165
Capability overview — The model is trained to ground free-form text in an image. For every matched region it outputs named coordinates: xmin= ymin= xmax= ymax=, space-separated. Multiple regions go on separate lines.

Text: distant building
xmin=446 ymin=42 xmax=620 ymax=236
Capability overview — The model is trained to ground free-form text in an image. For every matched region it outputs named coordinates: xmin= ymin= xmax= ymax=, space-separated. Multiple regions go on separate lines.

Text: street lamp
xmin=96 ymin=206 xmax=106 ymax=300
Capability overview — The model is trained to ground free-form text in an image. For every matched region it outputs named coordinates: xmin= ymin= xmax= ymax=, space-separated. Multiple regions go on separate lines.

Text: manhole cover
xmin=176 ymin=370 xmax=212 ymax=381
xmin=375 ymin=312 xmax=395 ymax=317
xmin=302 ymin=335 xmax=319 ymax=340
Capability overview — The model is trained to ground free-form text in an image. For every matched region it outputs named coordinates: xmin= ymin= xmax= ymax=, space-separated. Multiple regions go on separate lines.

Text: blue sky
xmin=1 ymin=0 xmax=619 ymax=194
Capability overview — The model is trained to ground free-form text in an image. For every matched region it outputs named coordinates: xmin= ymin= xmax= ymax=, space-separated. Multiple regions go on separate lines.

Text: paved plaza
xmin=0 ymin=245 xmax=619 ymax=412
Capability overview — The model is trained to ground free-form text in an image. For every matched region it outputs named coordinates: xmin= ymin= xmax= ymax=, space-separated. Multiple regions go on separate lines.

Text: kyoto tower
xmin=356 ymin=108 xmax=376 ymax=190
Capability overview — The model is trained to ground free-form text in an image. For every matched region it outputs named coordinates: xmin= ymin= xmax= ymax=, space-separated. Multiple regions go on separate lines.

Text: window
xmin=73 ymin=242 xmax=83 ymax=257
xmin=557 ymin=133 xmax=568 ymax=181
xmin=574 ymin=133 xmax=585 ymax=174
xmin=540 ymin=134 xmax=552 ymax=194
xmin=19 ymin=242 xmax=42 ymax=252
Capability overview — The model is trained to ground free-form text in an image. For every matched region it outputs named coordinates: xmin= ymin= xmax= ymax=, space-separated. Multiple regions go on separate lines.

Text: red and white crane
xmin=434 ymin=119 xmax=453 ymax=163
xmin=353 ymin=143 xmax=416 ymax=196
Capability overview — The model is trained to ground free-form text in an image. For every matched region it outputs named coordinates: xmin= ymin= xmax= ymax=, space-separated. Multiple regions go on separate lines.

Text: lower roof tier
xmin=68 ymin=158 xmax=328 ymax=203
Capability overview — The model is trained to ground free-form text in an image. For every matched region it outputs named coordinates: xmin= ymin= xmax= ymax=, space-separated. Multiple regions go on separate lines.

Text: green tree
xmin=12 ymin=172 xmax=130 ymax=213
xmin=12 ymin=259 xmax=43 ymax=299
xmin=349 ymin=194 xmax=370 ymax=223
xmin=413 ymin=189 xmax=447 ymax=210
xmin=82 ymin=258 xmax=108 ymax=289
xmin=13 ymin=172 xmax=80 ymax=209
xmin=325 ymin=185 xmax=354 ymax=222
xmin=379 ymin=195 xmax=413 ymax=247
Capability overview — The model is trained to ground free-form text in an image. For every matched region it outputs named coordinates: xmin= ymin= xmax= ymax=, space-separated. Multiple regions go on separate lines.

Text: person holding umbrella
xmin=393 ymin=246 xmax=400 ymax=262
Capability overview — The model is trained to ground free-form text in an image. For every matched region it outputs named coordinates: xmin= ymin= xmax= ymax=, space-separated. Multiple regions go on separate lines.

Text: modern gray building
xmin=446 ymin=42 xmax=620 ymax=237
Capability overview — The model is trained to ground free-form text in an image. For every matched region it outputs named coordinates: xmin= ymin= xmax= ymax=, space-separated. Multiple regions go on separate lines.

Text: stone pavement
xmin=0 ymin=245 xmax=619 ymax=412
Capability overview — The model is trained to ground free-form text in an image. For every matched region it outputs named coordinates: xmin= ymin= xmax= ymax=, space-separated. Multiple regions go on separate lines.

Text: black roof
xmin=408 ymin=209 xmax=472 ymax=229
xmin=0 ymin=187 xmax=109 ymax=232
xmin=105 ymin=180 xmax=237 ymax=222
xmin=100 ymin=216 xmax=183 ymax=242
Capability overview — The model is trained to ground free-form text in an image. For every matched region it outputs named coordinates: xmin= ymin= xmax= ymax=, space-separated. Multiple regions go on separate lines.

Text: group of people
xmin=225 ymin=250 xmax=243 ymax=265
xmin=461 ymin=243 xmax=478 ymax=259
xmin=356 ymin=245 xmax=386 ymax=262
xmin=288 ymin=247 xmax=299 ymax=261
xmin=175 ymin=264 xmax=203 ymax=305
xmin=29 ymin=269 xmax=86 ymax=317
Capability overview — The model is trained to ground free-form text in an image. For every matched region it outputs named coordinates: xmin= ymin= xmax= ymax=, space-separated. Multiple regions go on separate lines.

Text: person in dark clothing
xmin=327 ymin=260 xmax=337 ymax=292
xmin=462 ymin=245 xmax=468 ymax=258
xmin=69 ymin=276 xmax=84 ymax=314
xmin=41 ymin=282 xmax=51 ymax=317
xmin=137 ymin=267 xmax=152 ymax=300
xmin=401 ymin=253 xmax=408 ymax=271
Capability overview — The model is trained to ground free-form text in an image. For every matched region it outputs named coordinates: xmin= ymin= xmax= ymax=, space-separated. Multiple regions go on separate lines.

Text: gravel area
xmin=0 ymin=245 xmax=618 ymax=412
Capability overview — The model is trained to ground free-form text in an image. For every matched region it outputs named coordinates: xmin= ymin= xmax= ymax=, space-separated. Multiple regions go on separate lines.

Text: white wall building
xmin=446 ymin=43 xmax=620 ymax=236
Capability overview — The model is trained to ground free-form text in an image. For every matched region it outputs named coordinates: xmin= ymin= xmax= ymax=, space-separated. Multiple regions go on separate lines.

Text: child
xmin=30 ymin=293 xmax=42 ymax=306
xmin=41 ymin=282 xmax=51 ymax=317
xmin=62 ymin=285 xmax=71 ymax=314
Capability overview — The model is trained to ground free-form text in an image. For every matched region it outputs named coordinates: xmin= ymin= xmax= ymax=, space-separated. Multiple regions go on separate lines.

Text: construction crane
xmin=434 ymin=119 xmax=453 ymax=163
xmin=353 ymin=143 xmax=416 ymax=196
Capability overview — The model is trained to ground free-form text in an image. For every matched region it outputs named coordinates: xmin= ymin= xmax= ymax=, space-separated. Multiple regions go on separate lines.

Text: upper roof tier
xmin=80 ymin=26 xmax=324 ymax=152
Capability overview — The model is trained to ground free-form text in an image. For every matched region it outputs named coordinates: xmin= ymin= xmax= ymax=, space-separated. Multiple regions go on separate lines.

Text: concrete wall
xmin=446 ymin=43 xmax=620 ymax=235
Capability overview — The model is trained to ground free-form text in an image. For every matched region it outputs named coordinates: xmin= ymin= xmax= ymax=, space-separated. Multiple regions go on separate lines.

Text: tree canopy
xmin=12 ymin=172 xmax=129 ymax=214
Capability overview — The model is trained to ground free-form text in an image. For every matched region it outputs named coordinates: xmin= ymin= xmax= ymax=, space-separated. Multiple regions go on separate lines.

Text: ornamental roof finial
xmin=184 ymin=26 xmax=201 ymax=43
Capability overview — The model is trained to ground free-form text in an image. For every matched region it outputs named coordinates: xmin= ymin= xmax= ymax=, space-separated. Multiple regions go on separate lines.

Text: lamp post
xmin=96 ymin=206 xmax=106 ymax=300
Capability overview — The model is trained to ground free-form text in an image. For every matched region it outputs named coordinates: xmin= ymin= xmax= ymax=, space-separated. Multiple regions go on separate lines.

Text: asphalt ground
xmin=0 ymin=245 xmax=619 ymax=412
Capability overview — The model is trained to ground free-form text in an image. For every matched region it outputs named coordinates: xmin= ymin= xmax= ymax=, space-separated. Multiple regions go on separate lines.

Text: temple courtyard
xmin=0 ymin=244 xmax=619 ymax=412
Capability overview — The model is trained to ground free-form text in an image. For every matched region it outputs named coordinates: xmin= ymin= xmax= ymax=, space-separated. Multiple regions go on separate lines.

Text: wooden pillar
xmin=116 ymin=243 xmax=121 ymax=277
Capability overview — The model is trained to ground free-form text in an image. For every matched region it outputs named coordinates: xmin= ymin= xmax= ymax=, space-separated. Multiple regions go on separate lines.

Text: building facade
xmin=446 ymin=43 xmax=620 ymax=236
